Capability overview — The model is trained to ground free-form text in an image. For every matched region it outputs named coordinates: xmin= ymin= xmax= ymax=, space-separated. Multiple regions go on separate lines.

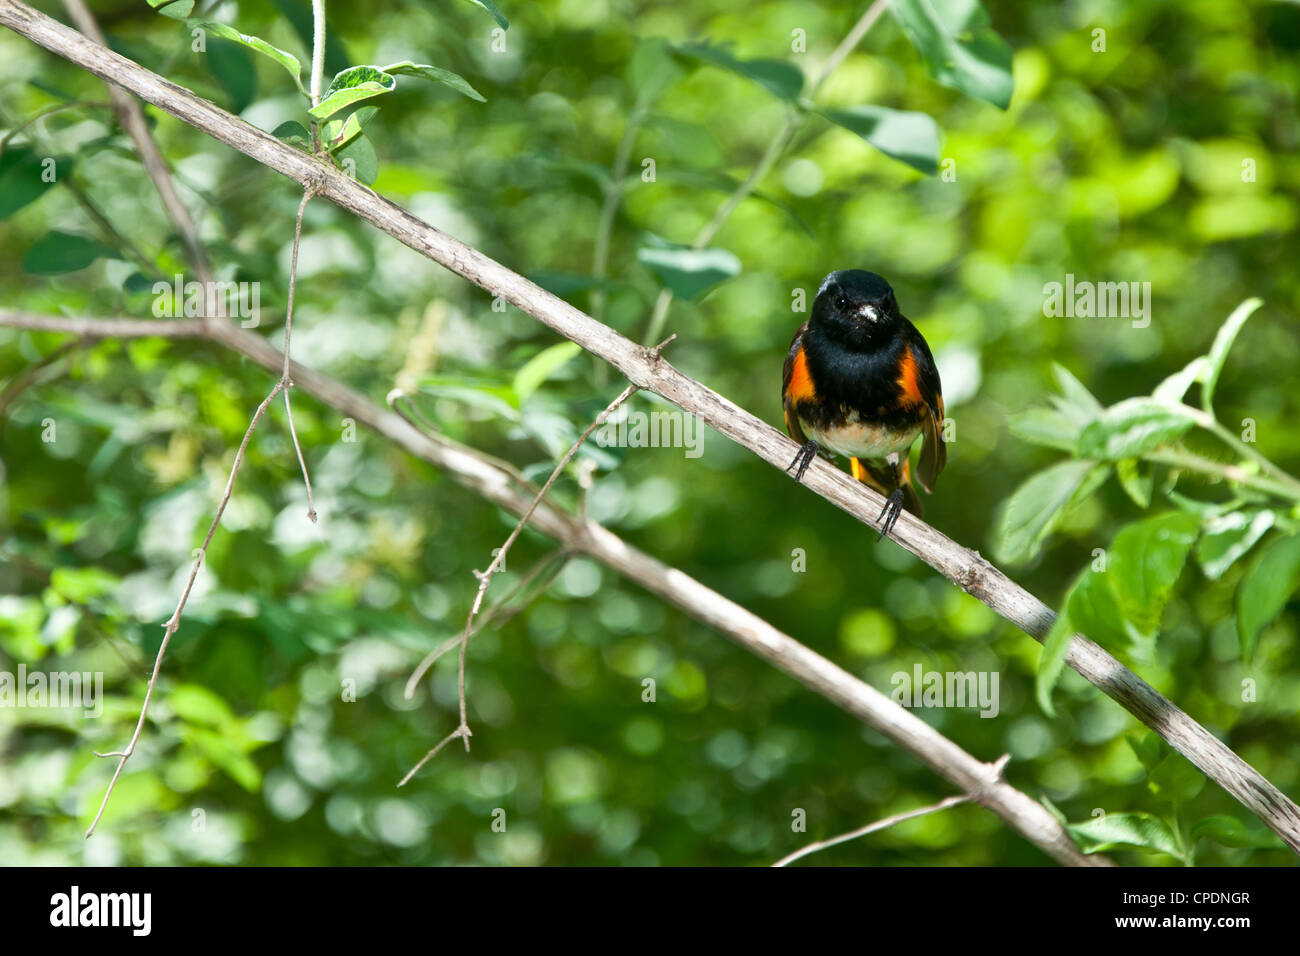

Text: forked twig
xmin=398 ymin=336 xmax=675 ymax=785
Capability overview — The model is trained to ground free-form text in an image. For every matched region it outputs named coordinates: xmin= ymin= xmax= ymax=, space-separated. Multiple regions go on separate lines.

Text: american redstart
xmin=782 ymin=269 xmax=946 ymax=538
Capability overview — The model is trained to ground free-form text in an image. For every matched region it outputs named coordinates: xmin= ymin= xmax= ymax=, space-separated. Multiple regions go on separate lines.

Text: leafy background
xmin=1 ymin=0 xmax=1299 ymax=865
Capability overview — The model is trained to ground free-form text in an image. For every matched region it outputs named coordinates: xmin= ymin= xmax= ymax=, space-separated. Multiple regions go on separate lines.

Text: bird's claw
xmin=876 ymin=488 xmax=905 ymax=541
xmin=787 ymin=441 xmax=821 ymax=482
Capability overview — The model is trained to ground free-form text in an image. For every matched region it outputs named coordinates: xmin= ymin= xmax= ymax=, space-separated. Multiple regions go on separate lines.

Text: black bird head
xmin=811 ymin=269 xmax=901 ymax=349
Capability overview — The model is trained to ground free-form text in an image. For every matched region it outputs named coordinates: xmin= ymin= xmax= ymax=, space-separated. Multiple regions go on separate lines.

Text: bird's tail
xmin=850 ymin=457 xmax=924 ymax=519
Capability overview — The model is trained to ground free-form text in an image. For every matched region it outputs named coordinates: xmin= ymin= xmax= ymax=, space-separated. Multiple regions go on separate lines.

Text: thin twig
xmin=83 ymin=183 xmax=315 ymax=830
xmin=282 ymin=187 xmax=318 ymax=522
xmin=773 ymin=752 xmax=1011 ymax=866
xmin=400 ymin=545 xmax=570 ymax=699
xmin=84 ymin=378 xmax=285 ymax=837
xmin=396 ymin=727 xmax=468 ymax=788
xmin=772 ymin=795 xmax=972 ymax=867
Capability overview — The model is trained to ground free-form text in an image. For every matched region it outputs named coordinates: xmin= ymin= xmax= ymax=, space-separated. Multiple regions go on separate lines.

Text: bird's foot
xmin=787 ymin=441 xmax=821 ymax=483
xmin=876 ymin=488 xmax=906 ymax=541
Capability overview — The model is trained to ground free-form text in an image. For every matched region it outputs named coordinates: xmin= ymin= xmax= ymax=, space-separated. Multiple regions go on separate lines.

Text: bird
xmin=782 ymin=269 xmax=946 ymax=538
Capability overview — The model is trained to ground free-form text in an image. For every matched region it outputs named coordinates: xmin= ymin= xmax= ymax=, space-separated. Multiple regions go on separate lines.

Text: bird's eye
xmin=834 ymin=296 xmax=848 ymax=311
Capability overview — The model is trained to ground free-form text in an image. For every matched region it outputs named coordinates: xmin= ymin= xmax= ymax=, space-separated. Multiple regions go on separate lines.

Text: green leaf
xmin=185 ymin=726 xmax=261 ymax=792
xmin=22 ymin=232 xmax=119 ymax=274
xmin=992 ymin=459 xmax=1096 ymax=565
xmin=309 ymin=66 xmax=397 ymax=119
xmin=334 ymin=133 xmax=378 ymax=185
xmin=382 ymin=61 xmax=486 ymax=102
xmin=636 ymin=236 xmax=741 ymax=301
xmin=1201 ymin=297 xmax=1263 ymax=414
xmin=189 ymin=20 xmax=306 ymax=95
xmin=1147 ymin=752 xmax=1206 ymax=805
xmin=891 ymin=0 xmax=1015 ymax=109
xmin=460 ymin=0 xmax=509 ymax=29
xmin=0 ymin=147 xmax=61 ymax=221
xmin=1152 ymin=356 xmax=1207 ymax=405
xmin=1067 ymin=812 xmax=1183 ymax=859
xmin=1165 ymin=491 xmax=1244 ymax=518
xmin=1115 ymin=459 xmax=1153 ymax=509
xmin=1007 ymin=407 xmax=1081 ymax=454
xmin=49 ymin=566 xmax=119 ymax=603
xmin=672 ymin=42 xmax=804 ymax=101
xmin=150 ymin=0 xmax=195 ymax=19
xmin=820 ymin=105 xmax=941 ymax=175
xmin=512 ymin=342 xmax=582 ymax=404
xmin=272 ymin=120 xmax=312 ymax=147
xmin=1237 ymin=532 xmax=1300 ymax=661
xmin=1108 ymin=512 xmax=1199 ymax=643
xmin=1191 ymin=814 xmax=1285 ymax=849
xmin=323 ymin=106 xmax=379 ymax=151
xmin=1050 ymin=364 xmax=1104 ymax=425
xmin=418 ymin=375 xmax=520 ymax=420
xmin=628 ymin=38 xmax=683 ymax=103
xmin=1067 ymin=565 xmax=1130 ymax=650
xmin=169 ymin=683 xmax=235 ymax=728
xmin=1126 ymin=732 xmax=1165 ymax=771
xmin=1038 ymin=564 xmax=1129 ymax=715
xmin=1078 ymin=398 xmax=1198 ymax=461
xmin=1196 ymin=510 xmax=1275 ymax=580
xmin=536 ymin=155 xmax=613 ymax=191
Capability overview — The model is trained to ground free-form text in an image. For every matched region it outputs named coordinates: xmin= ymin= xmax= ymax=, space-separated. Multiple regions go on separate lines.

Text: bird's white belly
xmin=803 ymin=414 xmax=919 ymax=461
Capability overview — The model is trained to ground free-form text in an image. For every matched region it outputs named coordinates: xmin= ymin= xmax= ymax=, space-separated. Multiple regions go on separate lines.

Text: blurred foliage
xmin=2 ymin=0 xmax=1300 ymax=866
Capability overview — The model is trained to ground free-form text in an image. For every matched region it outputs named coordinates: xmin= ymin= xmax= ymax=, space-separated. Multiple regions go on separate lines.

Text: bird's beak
xmin=855 ymin=304 xmax=881 ymax=323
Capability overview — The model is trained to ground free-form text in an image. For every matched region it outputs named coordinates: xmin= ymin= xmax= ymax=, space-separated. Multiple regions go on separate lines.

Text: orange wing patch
xmin=787 ymin=348 xmax=816 ymax=403
xmin=896 ymin=347 xmax=923 ymax=407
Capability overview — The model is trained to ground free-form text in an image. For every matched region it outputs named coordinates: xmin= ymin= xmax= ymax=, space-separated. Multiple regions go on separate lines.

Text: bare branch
xmin=773 ymin=753 xmax=1011 ymax=867
xmin=0 ymin=312 xmax=206 ymax=338
xmin=773 ymin=795 xmax=971 ymax=868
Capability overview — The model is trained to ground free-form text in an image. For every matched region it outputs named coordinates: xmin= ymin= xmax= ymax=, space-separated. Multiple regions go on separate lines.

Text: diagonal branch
xmin=3 ymin=0 xmax=1297 ymax=852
